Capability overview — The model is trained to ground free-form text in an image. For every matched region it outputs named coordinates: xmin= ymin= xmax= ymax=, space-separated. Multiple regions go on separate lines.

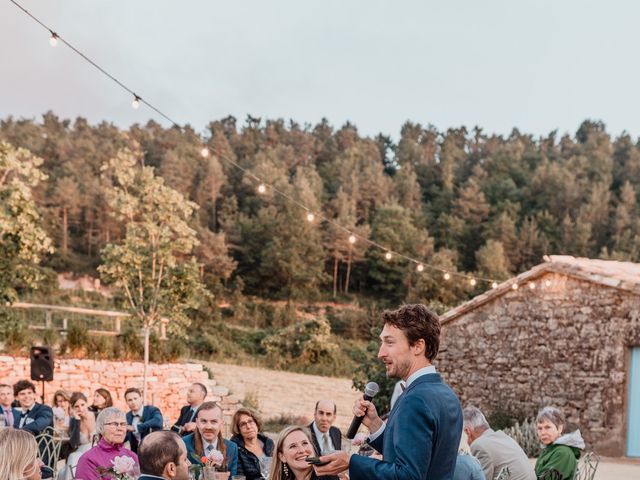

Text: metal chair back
xmin=495 ymin=466 xmax=511 ymax=480
xmin=574 ymin=451 xmax=600 ymax=480
xmin=35 ymin=428 xmax=64 ymax=478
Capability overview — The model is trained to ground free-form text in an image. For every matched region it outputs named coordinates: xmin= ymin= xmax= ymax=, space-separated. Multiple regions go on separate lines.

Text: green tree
xmin=98 ymin=147 xmax=207 ymax=400
xmin=0 ymin=142 xmax=53 ymax=303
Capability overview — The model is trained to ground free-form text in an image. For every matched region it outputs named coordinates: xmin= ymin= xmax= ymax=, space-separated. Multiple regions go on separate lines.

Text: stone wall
xmin=0 ymin=356 xmax=241 ymax=426
xmin=438 ymin=272 xmax=640 ymax=456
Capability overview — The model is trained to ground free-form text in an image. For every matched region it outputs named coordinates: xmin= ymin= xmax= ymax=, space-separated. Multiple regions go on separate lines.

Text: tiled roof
xmin=440 ymin=255 xmax=640 ymax=325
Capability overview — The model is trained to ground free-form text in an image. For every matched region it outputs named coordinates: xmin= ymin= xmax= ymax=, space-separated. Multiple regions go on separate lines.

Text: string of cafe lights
xmin=9 ymin=0 xmax=523 ymax=292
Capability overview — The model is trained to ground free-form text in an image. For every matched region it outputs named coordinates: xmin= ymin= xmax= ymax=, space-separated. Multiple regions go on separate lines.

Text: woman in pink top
xmin=76 ymin=407 xmax=139 ymax=480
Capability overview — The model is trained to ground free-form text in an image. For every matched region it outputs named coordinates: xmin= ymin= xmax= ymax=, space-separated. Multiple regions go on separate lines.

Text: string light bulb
xmin=200 ymin=146 xmax=209 ymax=158
xmin=132 ymin=95 xmax=141 ymax=109
xmin=416 ymin=264 xmax=424 ymax=272
xmin=384 ymin=251 xmax=392 ymax=261
xmin=470 ymin=278 xmax=477 ymax=286
xmin=257 ymin=184 xmax=266 ymax=194
xmin=49 ymin=32 xmax=59 ymax=47
xmin=306 ymin=212 xmax=315 ymax=222
xmin=491 ymin=282 xmax=498 ymax=289
xmin=545 ymin=279 xmax=552 ymax=287
xmin=511 ymin=283 xmax=519 ymax=290
xmin=528 ymin=282 xmax=536 ymax=289
xmin=348 ymin=234 xmax=356 ymax=244
xmin=443 ymin=272 xmax=451 ymax=281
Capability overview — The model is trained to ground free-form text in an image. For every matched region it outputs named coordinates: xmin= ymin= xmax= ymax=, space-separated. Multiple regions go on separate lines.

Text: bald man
xmin=309 ymin=399 xmax=342 ymax=456
xmin=138 ymin=430 xmax=190 ymax=480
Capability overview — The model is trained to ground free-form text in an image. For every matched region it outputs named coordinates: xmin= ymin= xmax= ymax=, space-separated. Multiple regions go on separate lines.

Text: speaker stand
xmin=41 ymin=380 xmax=45 ymax=404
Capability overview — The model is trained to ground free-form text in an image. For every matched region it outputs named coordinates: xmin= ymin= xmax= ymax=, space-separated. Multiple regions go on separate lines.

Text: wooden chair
xmin=574 ymin=451 xmax=600 ymax=480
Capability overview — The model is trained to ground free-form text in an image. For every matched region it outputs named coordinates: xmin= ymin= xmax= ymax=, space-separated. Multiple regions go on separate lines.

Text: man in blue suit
xmin=316 ymin=304 xmax=463 ymax=480
xmin=0 ymin=383 xmax=16 ymax=428
xmin=138 ymin=430 xmax=190 ymax=480
xmin=182 ymin=401 xmax=238 ymax=476
xmin=13 ymin=380 xmax=53 ymax=435
xmin=124 ymin=387 xmax=164 ymax=453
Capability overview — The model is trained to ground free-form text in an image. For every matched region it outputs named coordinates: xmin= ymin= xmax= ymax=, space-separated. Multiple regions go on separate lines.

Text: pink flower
xmin=111 ymin=456 xmax=136 ymax=475
xmin=207 ymin=449 xmax=224 ymax=465
xmin=352 ymin=432 xmax=368 ymax=446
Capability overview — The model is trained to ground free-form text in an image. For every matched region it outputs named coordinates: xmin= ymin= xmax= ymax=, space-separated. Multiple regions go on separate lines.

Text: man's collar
xmin=21 ymin=403 xmax=36 ymax=413
xmin=203 ymin=438 xmax=218 ymax=450
xmin=404 ymin=365 xmax=437 ymax=388
xmin=139 ymin=475 xmax=166 ymax=480
xmin=133 ymin=406 xmax=144 ymax=417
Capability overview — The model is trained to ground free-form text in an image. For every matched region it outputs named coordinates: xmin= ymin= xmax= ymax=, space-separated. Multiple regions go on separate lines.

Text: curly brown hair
xmin=382 ymin=304 xmax=440 ymax=361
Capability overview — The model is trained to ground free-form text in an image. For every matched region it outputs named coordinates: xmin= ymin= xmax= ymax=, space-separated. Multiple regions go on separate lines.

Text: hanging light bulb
xmin=306 ymin=212 xmax=315 ymax=222
xmin=257 ymin=183 xmax=266 ymax=194
xmin=443 ymin=272 xmax=451 ymax=281
xmin=416 ymin=264 xmax=424 ymax=272
xmin=348 ymin=234 xmax=356 ymax=244
xmin=470 ymin=278 xmax=477 ymax=286
xmin=545 ymin=279 xmax=552 ymax=287
xmin=511 ymin=283 xmax=519 ymax=290
xmin=384 ymin=251 xmax=392 ymax=261
xmin=528 ymin=282 xmax=536 ymax=290
xmin=491 ymin=281 xmax=498 ymax=289
xmin=132 ymin=95 xmax=141 ymax=109
xmin=200 ymin=146 xmax=210 ymax=158
xmin=49 ymin=32 xmax=59 ymax=47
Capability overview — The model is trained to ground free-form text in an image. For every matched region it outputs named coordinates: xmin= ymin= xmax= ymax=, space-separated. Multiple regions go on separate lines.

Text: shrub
xmin=0 ymin=307 xmax=30 ymax=353
xmin=262 ymin=413 xmax=309 ymax=434
xmin=503 ymin=418 xmax=542 ymax=457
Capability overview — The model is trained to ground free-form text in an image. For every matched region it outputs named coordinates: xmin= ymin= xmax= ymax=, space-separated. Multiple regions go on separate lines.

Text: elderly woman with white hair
xmin=0 ymin=428 xmax=44 ymax=480
xmin=535 ymin=407 xmax=584 ymax=480
xmin=76 ymin=407 xmax=139 ymax=480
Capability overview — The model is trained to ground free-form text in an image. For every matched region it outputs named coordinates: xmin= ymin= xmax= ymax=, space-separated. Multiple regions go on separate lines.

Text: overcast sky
xmin=2 ymin=0 xmax=639 ymax=140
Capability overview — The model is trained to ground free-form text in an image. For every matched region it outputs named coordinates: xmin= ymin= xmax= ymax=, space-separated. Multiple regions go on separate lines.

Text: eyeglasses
xmin=104 ymin=422 xmax=128 ymax=428
xmin=238 ymin=419 xmax=256 ymax=429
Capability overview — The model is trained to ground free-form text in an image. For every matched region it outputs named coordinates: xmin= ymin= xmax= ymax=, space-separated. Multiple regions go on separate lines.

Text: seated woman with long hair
xmin=268 ymin=426 xmax=339 ymax=480
xmin=230 ymin=407 xmax=275 ymax=480
xmin=89 ymin=388 xmax=113 ymax=416
xmin=0 ymin=428 xmax=44 ymax=480
xmin=59 ymin=392 xmax=97 ymax=480
xmin=52 ymin=390 xmax=71 ymax=433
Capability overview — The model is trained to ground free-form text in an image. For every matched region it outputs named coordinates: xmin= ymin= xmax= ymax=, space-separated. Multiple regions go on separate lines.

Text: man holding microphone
xmin=315 ymin=304 xmax=462 ymax=480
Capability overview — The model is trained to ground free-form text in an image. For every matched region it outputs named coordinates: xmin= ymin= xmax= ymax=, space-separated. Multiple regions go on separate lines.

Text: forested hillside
xmin=2 ymin=113 xmax=639 ymax=310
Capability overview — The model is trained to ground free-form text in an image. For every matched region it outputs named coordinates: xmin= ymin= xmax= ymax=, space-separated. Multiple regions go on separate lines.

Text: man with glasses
xmin=76 ymin=407 xmax=139 ymax=480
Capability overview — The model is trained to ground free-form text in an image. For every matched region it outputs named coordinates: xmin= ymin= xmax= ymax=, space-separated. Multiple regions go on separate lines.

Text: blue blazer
xmin=183 ymin=433 xmax=238 ymax=476
xmin=13 ymin=403 xmax=53 ymax=435
xmin=349 ymin=373 xmax=462 ymax=480
xmin=125 ymin=405 xmax=164 ymax=452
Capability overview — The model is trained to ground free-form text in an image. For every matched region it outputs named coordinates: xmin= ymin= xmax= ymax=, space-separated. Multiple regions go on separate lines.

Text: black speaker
xmin=30 ymin=345 xmax=54 ymax=382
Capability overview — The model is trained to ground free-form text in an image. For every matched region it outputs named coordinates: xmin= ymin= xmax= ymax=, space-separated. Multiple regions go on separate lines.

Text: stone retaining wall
xmin=0 ymin=356 xmax=240 ymax=426
xmin=439 ymin=272 xmax=640 ymax=456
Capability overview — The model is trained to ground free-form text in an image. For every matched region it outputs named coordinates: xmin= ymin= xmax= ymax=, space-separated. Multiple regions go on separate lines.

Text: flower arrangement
xmin=201 ymin=449 xmax=225 ymax=469
xmin=97 ymin=455 xmax=139 ymax=480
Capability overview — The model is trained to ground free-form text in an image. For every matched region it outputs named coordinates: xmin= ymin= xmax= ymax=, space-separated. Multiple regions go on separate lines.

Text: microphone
xmin=346 ymin=381 xmax=379 ymax=439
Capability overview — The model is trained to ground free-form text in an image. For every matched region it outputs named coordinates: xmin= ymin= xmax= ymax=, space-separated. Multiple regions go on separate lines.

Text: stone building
xmin=438 ymin=255 xmax=640 ymax=457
